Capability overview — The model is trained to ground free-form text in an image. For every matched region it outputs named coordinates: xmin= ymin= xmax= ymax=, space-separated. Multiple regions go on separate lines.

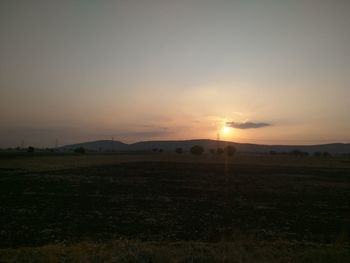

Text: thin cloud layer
xmin=114 ymin=129 xmax=170 ymax=138
xmin=226 ymin=122 xmax=271 ymax=129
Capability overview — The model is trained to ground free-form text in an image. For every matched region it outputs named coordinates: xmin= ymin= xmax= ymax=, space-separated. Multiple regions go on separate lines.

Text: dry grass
xmin=0 ymin=240 xmax=349 ymax=263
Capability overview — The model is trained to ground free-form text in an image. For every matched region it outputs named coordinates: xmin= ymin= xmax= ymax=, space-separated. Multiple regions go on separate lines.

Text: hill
xmin=61 ymin=139 xmax=234 ymax=152
xmin=61 ymin=140 xmax=129 ymax=152
xmin=61 ymin=140 xmax=350 ymax=155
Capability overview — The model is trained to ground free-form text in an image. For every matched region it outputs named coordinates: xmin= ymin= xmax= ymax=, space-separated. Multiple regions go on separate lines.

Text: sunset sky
xmin=1 ymin=0 xmax=350 ymax=147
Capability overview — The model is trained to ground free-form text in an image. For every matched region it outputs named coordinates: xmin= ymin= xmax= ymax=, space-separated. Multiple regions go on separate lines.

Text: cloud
xmin=116 ymin=130 xmax=170 ymax=138
xmin=225 ymin=121 xmax=271 ymax=129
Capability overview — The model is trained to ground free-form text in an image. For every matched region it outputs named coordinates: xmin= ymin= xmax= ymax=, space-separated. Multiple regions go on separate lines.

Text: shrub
xmin=290 ymin=149 xmax=308 ymax=156
xmin=27 ymin=146 xmax=35 ymax=153
xmin=74 ymin=147 xmax=86 ymax=154
xmin=323 ymin=151 xmax=331 ymax=157
xmin=190 ymin=145 xmax=204 ymax=155
xmin=216 ymin=148 xmax=224 ymax=155
xmin=314 ymin=152 xmax=322 ymax=157
xmin=224 ymin=145 xmax=236 ymax=156
xmin=175 ymin=148 xmax=183 ymax=154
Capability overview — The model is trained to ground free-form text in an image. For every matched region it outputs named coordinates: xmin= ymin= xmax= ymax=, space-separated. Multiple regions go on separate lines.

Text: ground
xmin=0 ymin=153 xmax=349 ymax=262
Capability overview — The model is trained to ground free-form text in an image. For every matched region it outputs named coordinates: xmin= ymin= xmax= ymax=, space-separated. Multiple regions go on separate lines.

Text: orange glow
xmin=222 ymin=126 xmax=231 ymax=134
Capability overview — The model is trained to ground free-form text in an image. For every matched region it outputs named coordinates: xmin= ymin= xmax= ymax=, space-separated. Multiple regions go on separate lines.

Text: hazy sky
xmin=1 ymin=0 xmax=350 ymax=147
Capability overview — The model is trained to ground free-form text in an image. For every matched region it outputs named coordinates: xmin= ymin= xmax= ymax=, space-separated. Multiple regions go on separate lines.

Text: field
xmin=0 ymin=153 xmax=350 ymax=262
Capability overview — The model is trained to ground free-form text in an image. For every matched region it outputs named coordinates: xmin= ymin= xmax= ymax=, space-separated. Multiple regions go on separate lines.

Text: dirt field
xmin=0 ymin=152 xmax=349 ymax=171
xmin=0 ymin=153 xmax=349 ymax=261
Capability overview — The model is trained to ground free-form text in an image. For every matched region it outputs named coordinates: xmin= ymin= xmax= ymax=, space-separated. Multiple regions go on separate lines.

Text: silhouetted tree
xmin=190 ymin=145 xmax=204 ymax=155
xmin=175 ymin=147 xmax=183 ymax=154
xmin=269 ymin=150 xmax=277 ymax=155
xmin=314 ymin=152 xmax=322 ymax=157
xmin=290 ymin=149 xmax=308 ymax=157
xmin=74 ymin=147 xmax=86 ymax=154
xmin=159 ymin=149 xmax=163 ymax=153
xmin=209 ymin=149 xmax=216 ymax=154
xmin=27 ymin=146 xmax=35 ymax=153
xmin=224 ymin=145 xmax=236 ymax=156
xmin=323 ymin=151 xmax=331 ymax=158
xmin=46 ymin=148 xmax=55 ymax=153
xmin=216 ymin=148 xmax=224 ymax=155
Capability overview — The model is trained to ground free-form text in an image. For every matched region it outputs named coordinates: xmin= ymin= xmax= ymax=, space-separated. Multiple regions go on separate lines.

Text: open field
xmin=1 ymin=240 xmax=349 ymax=263
xmin=1 ymin=152 xmax=350 ymax=172
xmin=0 ymin=154 xmax=350 ymax=262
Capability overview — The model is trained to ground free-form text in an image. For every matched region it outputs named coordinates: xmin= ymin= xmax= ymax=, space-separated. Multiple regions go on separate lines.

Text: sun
xmin=222 ymin=126 xmax=231 ymax=134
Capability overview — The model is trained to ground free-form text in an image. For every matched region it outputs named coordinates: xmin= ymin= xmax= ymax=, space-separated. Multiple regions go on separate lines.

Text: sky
xmin=1 ymin=0 xmax=350 ymax=148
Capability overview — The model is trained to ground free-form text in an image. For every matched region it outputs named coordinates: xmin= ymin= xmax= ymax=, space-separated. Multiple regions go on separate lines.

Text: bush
xmin=314 ymin=152 xmax=322 ymax=157
xmin=74 ymin=147 xmax=86 ymax=154
xmin=175 ymin=148 xmax=183 ymax=154
xmin=323 ymin=151 xmax=331 ymax=157
xmin=190 ymin=145 xmax=204 ymax=155
xmin=216 ymin=148 xmax=224 ymax=155
xmin=27 ymin=146 xmax=35 ymax=153
xmin=224 ymin=145 xmax=236 ymax=156
xmin=290 ymin=149 xmax=308 ymax=157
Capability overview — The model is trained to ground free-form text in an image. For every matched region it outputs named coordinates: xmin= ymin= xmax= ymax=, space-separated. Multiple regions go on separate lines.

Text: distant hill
xmin=61 ymin=139 xmax=234 ymax=152
xmin=235 ymin=142 xmax=350 ymax=155
xmin=61 ymin=140 xmax=129 ymax=152
xmin=61 ymin=140 xmax=350 ymax=155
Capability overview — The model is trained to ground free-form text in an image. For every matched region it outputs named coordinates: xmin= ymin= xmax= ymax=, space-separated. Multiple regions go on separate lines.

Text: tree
xmin=314 ymin=152 xmax=322 ymax=157
xmin=190 ymin=145 xmax=204 ymax=155
xmin=216 ymin=148 xmax=224 ymax=155
xmin=224 ymin=145 xmax=236 ymax=156
xmin=209 ymin=149 xmax=216 ymax=155
xmin=74 ymin=147 xmax=86 ymax=154
xmin=323 ymin=151 xmax=331 ymax=158
xmin=290 ymin=149 xmax=308 ymax=157
xmin=27 ymin=146 xmax=35 ymax=153
xmin=175 ymin=147 xmax=183 ymax=154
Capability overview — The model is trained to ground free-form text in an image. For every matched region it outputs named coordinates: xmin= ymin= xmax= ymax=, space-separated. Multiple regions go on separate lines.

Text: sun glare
xmin=222 ymin=126 xmax=231 ymax=134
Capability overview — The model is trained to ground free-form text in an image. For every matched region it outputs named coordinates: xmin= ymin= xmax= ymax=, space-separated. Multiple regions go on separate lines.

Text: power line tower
xmin=55 ymin=139 xmax=59 ymax=149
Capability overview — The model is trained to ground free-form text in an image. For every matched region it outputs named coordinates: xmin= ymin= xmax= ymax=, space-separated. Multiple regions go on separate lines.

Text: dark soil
xmin=1 ymin=162 xmax=349 ymax=248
